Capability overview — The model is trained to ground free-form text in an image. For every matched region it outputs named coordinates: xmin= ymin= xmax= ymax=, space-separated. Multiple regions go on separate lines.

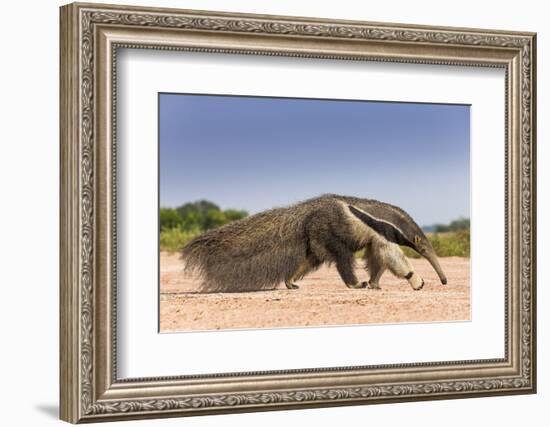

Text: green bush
xmin=401 ymin=229 xmax=470 ymax=258
xmin=159 ymin=208 xmax=183 ymax=230
xmin=169 ymin=200 xmax=249 ymax=232
xmin=160 ymin=228 xmax=200 ymax=253
xmin=433 ymin=217 xmax=470 ymax=233
xmin=223 ymin=209 xmax=248 ymax=222
xmin=176 ymin=200 xmax=220 ymax=219
xmin=159 ymin=199 xmax=250 ymax=252
xmin=203 ymin=209 xmax=228 ymax=230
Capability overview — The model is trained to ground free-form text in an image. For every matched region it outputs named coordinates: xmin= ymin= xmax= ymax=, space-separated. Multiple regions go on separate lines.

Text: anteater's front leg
xmin=326 ymin=240 xmax=367 ymax=289
xmin=383 ymin=242 xmax=425 ymax=290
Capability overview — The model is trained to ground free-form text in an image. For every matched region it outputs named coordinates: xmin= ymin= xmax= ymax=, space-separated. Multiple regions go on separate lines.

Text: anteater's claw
xmin=413 ymin=279 xmax=425 ymax=291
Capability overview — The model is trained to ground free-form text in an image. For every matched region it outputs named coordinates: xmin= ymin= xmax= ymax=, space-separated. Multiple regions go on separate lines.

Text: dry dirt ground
xmin=160 ymin=252 xmax=470 ymax=332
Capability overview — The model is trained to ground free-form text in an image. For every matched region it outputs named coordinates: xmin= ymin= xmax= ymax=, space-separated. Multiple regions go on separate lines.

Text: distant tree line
xmin=432 ymin=218 xmax=470 ymax=233
xmin=160 ymin=200 xmax=248 ymax=232
xmin=402 ymin=217 xmax=470 ymax=258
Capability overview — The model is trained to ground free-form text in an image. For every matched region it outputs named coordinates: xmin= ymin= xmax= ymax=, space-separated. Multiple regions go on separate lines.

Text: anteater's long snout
xmin=425 ymin=251 xmax=447 ymax=285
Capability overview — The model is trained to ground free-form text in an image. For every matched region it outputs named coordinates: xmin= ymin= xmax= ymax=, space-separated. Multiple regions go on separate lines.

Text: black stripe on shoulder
xmin=348 ymin=205 xmax=415 ymax=248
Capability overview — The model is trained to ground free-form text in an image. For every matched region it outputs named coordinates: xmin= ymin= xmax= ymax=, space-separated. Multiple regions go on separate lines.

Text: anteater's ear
xmin=414 ymin=235 xmax=421 ymax=245
xmin=348 ymin=205 xmax=415 ymax=249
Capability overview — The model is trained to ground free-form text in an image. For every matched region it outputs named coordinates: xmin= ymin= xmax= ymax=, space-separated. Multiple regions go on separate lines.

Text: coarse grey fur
xmin=182 ymin=194 xmax=448 ymax=292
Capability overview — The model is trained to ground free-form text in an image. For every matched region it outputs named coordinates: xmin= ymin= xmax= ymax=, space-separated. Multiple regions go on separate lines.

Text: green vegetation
xmin=432 ymin=217 xmax=470 ymax=233
xmin=402 ymin=217 xmax=470 ymax=258
xmin=160 ymin=200 xmax=248 ymax=252
xmin=401 ymin=228 xmax=470 ymax=258
xmin=160 ymin=228 xmax=200 ymax=253
xmin=161 ymin=202 xmax=470 ymax=258
xmin=356 ymin=217 xmax=470 ymax=259
xmin=159 ymin=208 xmax=183 ymax=230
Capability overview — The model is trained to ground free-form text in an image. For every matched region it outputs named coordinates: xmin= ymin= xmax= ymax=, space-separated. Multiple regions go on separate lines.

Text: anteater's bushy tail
xmin=182 ymin=207 xmax=307 ymax=292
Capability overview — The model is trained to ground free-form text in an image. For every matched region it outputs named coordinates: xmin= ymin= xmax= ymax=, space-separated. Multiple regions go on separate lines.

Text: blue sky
xmin=159 ymin=93 xmax=470 ymax=227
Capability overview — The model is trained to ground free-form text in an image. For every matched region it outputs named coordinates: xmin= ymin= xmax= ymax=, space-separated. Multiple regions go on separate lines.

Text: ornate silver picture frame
xmin=60 ymin=2 xmax=536 ymax=423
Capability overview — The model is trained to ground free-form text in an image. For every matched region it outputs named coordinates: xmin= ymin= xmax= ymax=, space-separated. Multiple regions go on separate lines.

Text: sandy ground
xmin=160 ymin=253 xmax=470 ymax=332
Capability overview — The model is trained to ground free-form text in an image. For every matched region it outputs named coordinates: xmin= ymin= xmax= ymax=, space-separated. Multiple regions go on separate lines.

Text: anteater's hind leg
xmin=365 ymin=242 xmax=386 ymax=289
xmin=284 ymin=255 xmax=321 ymax=289
xmin=323 ymin=239 xmax=367 ymax=289
xmin=285 ymin=259 xmax=310 ymax=289
xmin=284 ymin=280 xmax=300 ymax=290
xmin=364 ymin=244 xmax=386 ymax=290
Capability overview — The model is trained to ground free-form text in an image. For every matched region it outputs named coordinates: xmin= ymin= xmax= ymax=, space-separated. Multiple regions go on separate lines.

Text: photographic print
xmin=159 ymin=93 xmax=471 ymax=332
